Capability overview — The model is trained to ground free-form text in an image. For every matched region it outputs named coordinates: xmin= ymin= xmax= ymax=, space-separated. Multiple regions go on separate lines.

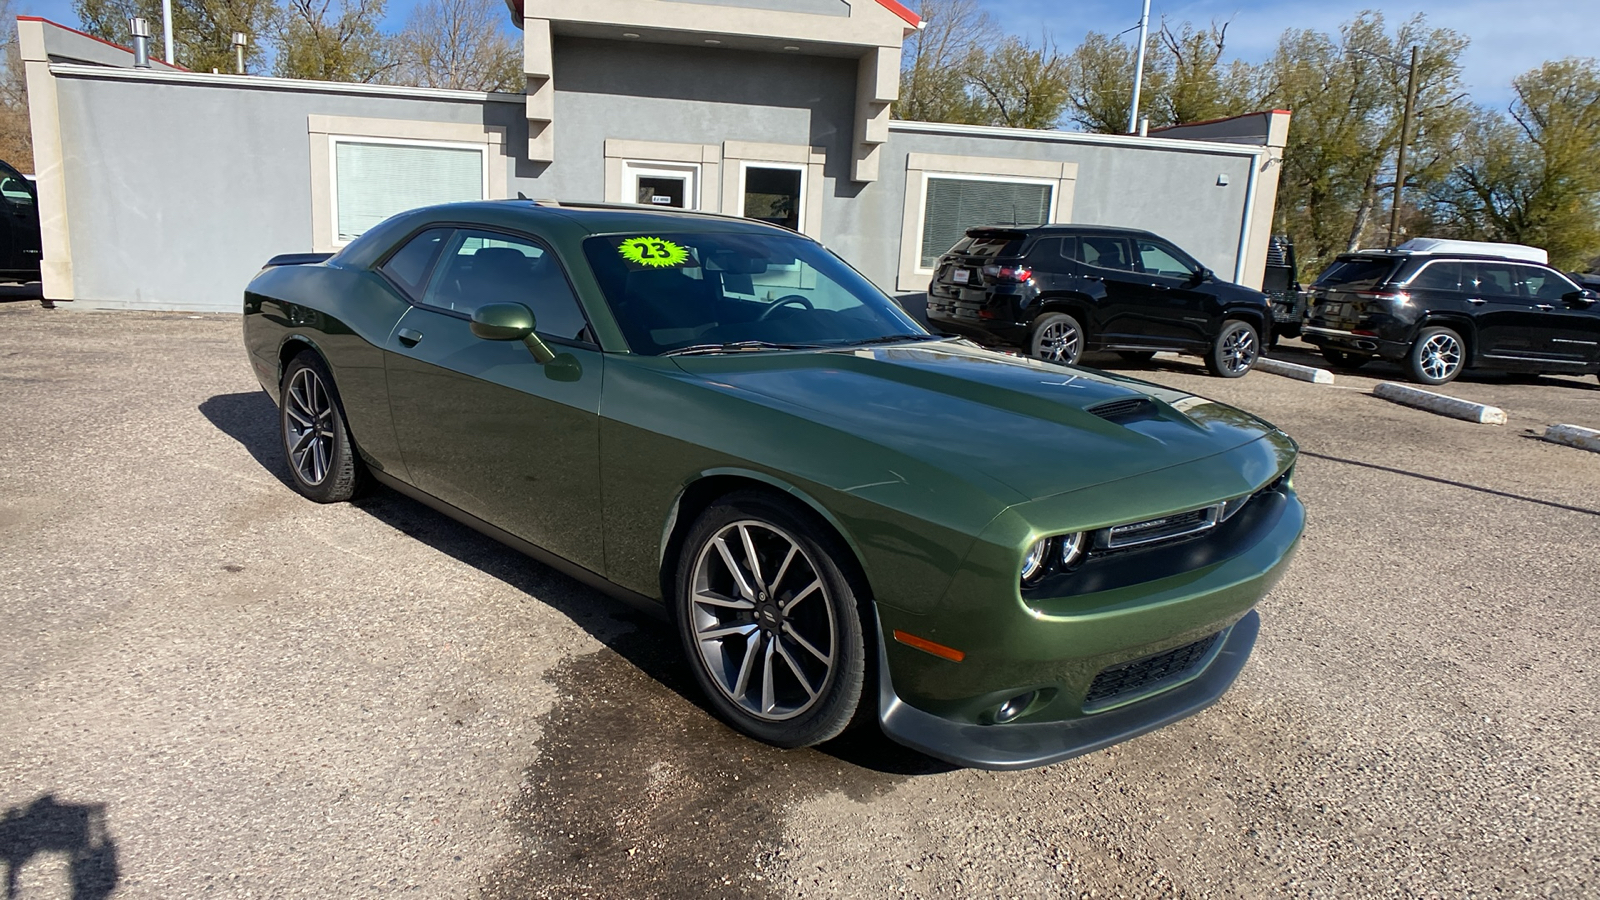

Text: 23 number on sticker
xmin=618 ymin=236 xmax=690 ymax=268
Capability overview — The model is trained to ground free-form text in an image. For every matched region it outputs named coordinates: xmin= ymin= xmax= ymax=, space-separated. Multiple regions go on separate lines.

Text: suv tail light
xmin=1355 ymin=290 xmax=1409 ymax=304
xmin=981 ymin=265 xmax=1032 ymax=283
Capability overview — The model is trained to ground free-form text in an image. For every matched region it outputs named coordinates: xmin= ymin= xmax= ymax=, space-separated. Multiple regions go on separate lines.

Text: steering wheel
xmin=758 ymin=294 xmax=814 ymax=321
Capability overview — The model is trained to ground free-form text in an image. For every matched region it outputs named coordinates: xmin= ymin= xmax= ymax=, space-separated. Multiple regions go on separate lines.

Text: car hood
xmin=670 ymin=340 xmax=1285 ymax=504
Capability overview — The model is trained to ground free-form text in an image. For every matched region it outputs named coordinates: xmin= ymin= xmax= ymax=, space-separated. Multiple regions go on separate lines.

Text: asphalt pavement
xmin=1 ymin=306 xmax=1595 ymax=898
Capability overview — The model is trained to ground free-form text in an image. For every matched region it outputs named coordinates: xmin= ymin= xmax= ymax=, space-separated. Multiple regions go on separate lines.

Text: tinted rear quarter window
xmin=378 ymin=228 xmax=449 ymax=297
xmin=1405 ymin=261 xmax=1461 ymax=292
xmin=1315 ymin=257 xmax=1398 ymax=289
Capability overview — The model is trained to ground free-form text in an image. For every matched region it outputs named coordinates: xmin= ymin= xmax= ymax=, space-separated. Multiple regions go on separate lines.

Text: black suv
xmin=1302 ymin=249 xmax=1600 ymax=385
xmin=926 ymin=226 xmax=1272 ymax=378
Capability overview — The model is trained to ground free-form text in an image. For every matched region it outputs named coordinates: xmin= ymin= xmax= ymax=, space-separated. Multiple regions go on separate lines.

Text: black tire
xmin=1116 ymin=350 xmax=1157 ymax=364
xmin=280 ymin=351 xmax=364 ymax=503
xmin=1406 ymin=326 xmax=1465 ymax=385
xmin=1029 ymin=312 xmax=1084 ymax=365
xmin=674 ymin=491 xmax=868 ymax=748
xmin=1205 ymin=319 xmax=1259 ymax=378
xmin=1321 ymin=348 xmax=1372 ymax=370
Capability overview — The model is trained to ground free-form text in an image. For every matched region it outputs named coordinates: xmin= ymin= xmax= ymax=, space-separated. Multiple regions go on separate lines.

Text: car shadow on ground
xmin=0 ymin=795 xmax=118 ymax=900
xmin=197 ymin=390 xmax=955 ymax=779
xmin=1266 ymin=342 xmax=1600 ymax=390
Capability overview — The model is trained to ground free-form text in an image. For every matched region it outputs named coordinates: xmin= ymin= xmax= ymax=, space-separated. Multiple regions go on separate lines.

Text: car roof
xmin=1335 ymin=250 xmax=1558 ymax=268
xmin=967 ymin=224 xmax=1156 ymax=238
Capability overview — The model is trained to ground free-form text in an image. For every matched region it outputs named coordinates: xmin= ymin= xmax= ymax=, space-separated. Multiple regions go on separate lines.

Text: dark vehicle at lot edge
xmin=242 ymin=200 xmax=1304 ymax=770
xmin=926 ymin=225 xmax=1273 ymax=378
xmin=0 ymin=159 xmax=41 ymax=283
xmin=1302 ymin=247 xmax=1600 ymax=385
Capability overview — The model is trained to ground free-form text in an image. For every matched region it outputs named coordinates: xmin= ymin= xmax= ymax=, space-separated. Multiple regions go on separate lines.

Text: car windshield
xmin=582 ymin=231 xmax=929 ymax=356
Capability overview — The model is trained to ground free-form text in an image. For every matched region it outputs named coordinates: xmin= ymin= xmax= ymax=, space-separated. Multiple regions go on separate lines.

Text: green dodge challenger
xmin=243 ymin=201 xmax=1304 ymax=770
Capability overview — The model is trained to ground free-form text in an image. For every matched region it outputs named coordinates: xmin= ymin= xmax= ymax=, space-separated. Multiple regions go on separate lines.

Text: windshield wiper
xmin=663 ymin=340 xmax=824 ymax=357
xmin=842 ymin=334 xmax=941 ymax=347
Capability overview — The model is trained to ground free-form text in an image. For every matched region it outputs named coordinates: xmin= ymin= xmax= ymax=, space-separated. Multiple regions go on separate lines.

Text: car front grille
xmin=1083 ymin=631 xmax=1223 ymax=711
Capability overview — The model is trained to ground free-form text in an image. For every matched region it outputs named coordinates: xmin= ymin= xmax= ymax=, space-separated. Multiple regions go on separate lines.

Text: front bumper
xmin=877 ymin=610 xmax=1259 ymax=770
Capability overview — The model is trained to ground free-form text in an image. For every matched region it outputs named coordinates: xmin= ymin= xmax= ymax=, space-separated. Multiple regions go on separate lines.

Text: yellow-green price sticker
xmin=618 ymin=236 xmax=689 ymax=268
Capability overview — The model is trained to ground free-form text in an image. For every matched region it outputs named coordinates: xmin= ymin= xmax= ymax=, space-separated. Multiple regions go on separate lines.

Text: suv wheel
xmin=1030 ymin=313 xmax=1083 ymax=365
xmin=1407 ymin=326 xmax=1465 ymax=385
xmin=1206 ymin=320 xmax=1259 ymax=378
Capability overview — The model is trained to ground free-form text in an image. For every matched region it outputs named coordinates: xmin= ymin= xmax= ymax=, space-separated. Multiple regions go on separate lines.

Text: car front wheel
xmin=1407 ymin=326 xmax=1465 ymax=385
xmin=1030 ymin=312 xmax=1084 ymax=365
xmin=675 ymin=491 xmax=867 ymax=748
xmin=280 ymin=351 xmax=363 ymax=502
xmin=1206 ymin=320 xmax=1259 ymax=378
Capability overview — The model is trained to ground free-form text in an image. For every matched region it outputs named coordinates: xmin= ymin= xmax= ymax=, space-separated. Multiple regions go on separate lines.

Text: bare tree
xmin=274 ymin=0 xmax=392 ymax=83
xmin=390 ymin=0 xmax=520 ymax=92
xmin=897 ymin=0 xmax=997 ymax=124
xmin=0 ymin=0 xmax=31 ymax=170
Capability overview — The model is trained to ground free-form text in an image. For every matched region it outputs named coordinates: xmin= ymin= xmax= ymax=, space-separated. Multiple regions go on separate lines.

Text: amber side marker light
xmin=893 ymin=630 xmax=965 ymax=662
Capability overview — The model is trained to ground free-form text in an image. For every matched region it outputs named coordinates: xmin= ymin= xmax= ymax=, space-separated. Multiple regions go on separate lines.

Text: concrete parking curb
xmin=1255 ymin=357 xmax=1334 ymax=384
xmin=1372 ymin=382 xmax=1507 ymax=425
xmin=1542 ymin=424 xmax=1600 ymax=453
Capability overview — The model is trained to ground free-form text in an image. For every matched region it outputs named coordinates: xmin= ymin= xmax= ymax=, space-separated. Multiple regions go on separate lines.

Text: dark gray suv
xmin=1302 ymin=248 xmax=1600 ymax=385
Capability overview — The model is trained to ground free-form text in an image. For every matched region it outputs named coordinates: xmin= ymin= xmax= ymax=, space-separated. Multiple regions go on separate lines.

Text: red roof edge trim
xmin=16 ymin=15 xmax=191 ymax=71
xmin=875 ymin=0 xmax=921 ymax=27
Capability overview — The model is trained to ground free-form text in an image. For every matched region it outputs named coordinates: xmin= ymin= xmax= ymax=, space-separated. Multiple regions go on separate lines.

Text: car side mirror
xmin=1563 ymin=289 xmax=1598 ymax=307
xmin=470 ymin=302 xmax=558 ymax=364
xmin=1191 ymin=266 xmax=1213 ymax=284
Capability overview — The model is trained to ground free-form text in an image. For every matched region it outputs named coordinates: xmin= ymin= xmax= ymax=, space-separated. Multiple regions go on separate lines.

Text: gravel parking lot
xmin=2 ymin=304 xmax=1596 ymax=898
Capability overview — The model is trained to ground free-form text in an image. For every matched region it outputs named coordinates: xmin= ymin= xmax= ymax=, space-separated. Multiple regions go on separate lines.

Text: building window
xmin=740 ymin=163 xmax=806 ymax=233
xmin=623 ymin=161 xmax=700 ymax=210
xmin=331 ymin=138 xmax=487 ymax=243
xmin=918 ymin=175 xmax=1054 ymax=269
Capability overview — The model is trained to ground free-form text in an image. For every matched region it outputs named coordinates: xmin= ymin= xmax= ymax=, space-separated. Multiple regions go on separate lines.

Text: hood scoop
xmin=1087 ymin=397 xmax=1157 ymax=424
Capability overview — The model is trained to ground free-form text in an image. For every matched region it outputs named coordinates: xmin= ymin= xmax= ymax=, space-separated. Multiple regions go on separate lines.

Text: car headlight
xmin=1021 ymin=532 xmax=1088 ymax=587
xmin=1021 ymin=538 xmax=1049 ymax=585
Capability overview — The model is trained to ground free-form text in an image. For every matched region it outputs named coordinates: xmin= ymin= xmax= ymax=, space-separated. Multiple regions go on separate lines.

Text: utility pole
xmin=1387 ymin=45 xmax=1420 ymax=248
xmin=161 ymin=0 xmax=173 ymax=64
xmin=1127 ymin=0 xmax=1151 ymax=135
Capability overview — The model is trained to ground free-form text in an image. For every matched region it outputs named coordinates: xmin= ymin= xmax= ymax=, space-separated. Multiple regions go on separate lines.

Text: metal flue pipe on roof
xmin=129 ymin=17 xmax=150 ymax=68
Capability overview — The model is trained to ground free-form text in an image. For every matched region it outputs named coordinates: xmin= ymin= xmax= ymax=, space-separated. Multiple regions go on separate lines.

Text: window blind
xmin=920 ymin=178 xmax=1052 ymax=268
xmin=334 ymin=142 xmax=484 ymax=241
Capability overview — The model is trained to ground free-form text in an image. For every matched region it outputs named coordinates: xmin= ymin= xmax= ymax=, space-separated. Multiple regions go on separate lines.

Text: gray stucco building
xmin=19 ymin=2 xmax=1289 ymax=313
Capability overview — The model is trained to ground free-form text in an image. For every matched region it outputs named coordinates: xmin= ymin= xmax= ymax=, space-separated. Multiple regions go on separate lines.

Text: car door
xmin=1515 ymin=265 xmax=1600 ymax=365
xmin=383 ymin=227 xmax=606 ymax=572
xmin=1133 ymin=237 xmax=1212 ymax=347
xmin=1072 ymin=234 xmax=1149 ymax=342
xmin=1466 ymin=261 xmax=1535 ymax=360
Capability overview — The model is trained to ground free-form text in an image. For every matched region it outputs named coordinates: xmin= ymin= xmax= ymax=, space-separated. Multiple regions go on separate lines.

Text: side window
xmin=422 ymin=229 xmax=591 ymax=342
xmin=1470 ymin=262 xmax=1518 ymax=297
xmin=377 ymin=228 xmax=450 ymax=298
xmin=1076 ymin=236 xmax=1134 ymax=272
xmin=1136 ymin=240 xmax=1195 ymax=278
xmin=1060 ymin=237 xmax=1077 ymax=262
xmin=1517 ymin=265 xmax=1576 ymax=301
xmin=0 ymin=174 xmax=34 ymax=207
xmin=1406 ymin=261 xmax=1460 ymax=292
xmin=1026 ymin=237 xmax=1061 ymax=262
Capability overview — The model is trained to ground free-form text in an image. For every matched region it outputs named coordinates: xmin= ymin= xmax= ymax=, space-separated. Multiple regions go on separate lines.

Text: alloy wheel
xmin=1219 ymin=326 xmax=1257 ymax=375
xmin=1418 ymin=333 xmax=1462 ymax=381
xmin=1037 ymin=321 xmax=1080 ymax=363
xmin=689 ymin=520 xmax=837 ymax=722
xmin=284 ymin=367 xmax=335 ymax=486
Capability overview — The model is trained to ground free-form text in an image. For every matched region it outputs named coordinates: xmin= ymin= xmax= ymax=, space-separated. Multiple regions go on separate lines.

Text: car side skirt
xmin=874 ymin=609 xmax=1259 ymax=771
xmin=369 ymin=469 xmax=667 ymax=621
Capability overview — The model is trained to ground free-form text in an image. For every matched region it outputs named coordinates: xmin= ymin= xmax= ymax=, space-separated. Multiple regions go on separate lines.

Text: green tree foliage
xmin=273 ymin=0 xmax=391 ymax=82
xmin=73 ymin=0 xmax=274 ymax=73
xmin=1060 ymin=31 xmax=1154 ymax=133
xmin=1259 ymin=12 xmax=1469 ymax=277
xmin=965 ymin=34 xmax=1070 ymax=128
xmin=1153 ymin=21 xmax=1257 ymax=126
xmin=389 ymin=0 xmax=520 ymax=91
xmin=1426 ymin=58 xmax=1600 ymax=269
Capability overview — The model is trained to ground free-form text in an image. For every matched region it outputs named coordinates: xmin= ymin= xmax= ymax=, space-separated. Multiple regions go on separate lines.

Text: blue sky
xmin=17 ymin=0 xmax=1589 ymax=107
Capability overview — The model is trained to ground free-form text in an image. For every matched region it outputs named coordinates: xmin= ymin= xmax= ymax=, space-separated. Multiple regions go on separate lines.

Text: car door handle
xmin=1466 ymin=298 xmax=1486 ymax=305
xmin=1150 ymin=284 xmax=1170 ymax=291
xmin=1535 ymin=304 xmax=1554 ymax=311
xmin=397 ymin=327 xmax=424 ymax=347
xmin=1082 ymin=275 xmax=1103 ymax=282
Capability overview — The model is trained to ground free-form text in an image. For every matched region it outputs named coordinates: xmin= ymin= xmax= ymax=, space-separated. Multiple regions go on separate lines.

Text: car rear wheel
xmin=1320 ymin=348 xmax=1372 ymax=369
xmin=280 ymin=351 xmax=363 ymax=503
xmin=675 ymin=491 xmax=867 ymax=748
xmin=1407 ymin=326 xmax=1465 ymax=385
xmin=1116 ymin=350 xmax=1157 ymax=364
xmin=1030 ymin=312 xmax=1083 ymax=365
xmin=1206 ymin=320 xmax=1259 ymax=378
